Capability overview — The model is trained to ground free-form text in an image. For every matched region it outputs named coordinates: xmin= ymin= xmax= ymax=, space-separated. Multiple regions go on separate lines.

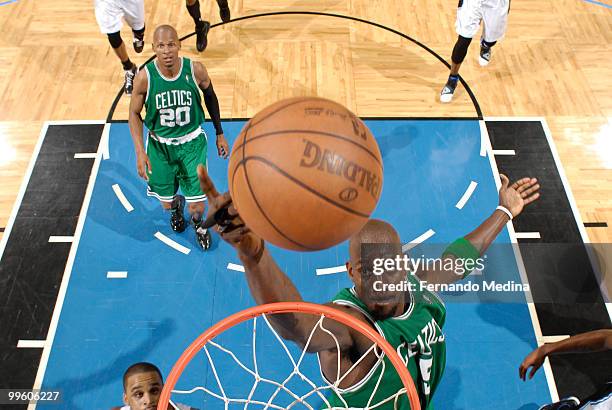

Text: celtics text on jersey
xmin=319 ymin=278 xmax=446 ymax=410
xmin=143 ymin=57 xmax=206 ymax=141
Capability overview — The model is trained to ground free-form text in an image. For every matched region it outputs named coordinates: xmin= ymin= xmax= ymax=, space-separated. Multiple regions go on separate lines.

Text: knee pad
xmin=107 ymin=31 xmax=123 ymax=49
xmin=451 ymin=35 xmax=472 ymax=64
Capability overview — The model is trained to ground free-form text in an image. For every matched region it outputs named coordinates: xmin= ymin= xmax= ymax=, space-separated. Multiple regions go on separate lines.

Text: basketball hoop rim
xmin=159 ymin=301 xmax=421 ymax=410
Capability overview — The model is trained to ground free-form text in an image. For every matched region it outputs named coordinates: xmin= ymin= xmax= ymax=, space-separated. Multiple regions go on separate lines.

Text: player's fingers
xmin=500 ymin=174 xmax=510 ymax=190
xmin=197 ymin=164 xmax=219 ymax=199
xmin=515 ymin=177 xmax=535 ymax=193
xmin=227 ymin=202 xmax=239 ymax=217
xmin=219 ymin=221 xmax=245 ymax=234
xmin=511 ymin=177 xmax=530 ymax=191
xmin=139 ymin=162 xmax=149 ymax=181
xmin=529 ymin=365 xmax=538 ymax=380
xmin=219 ymin=227 xmax=248 ymax=242
xmin=523 ymin=192 xmax=540 ymax=205
xmin=520 ymin=183 xmax=540 ymax=197
xmin=519 ymin=365 xmax=526 ymax=380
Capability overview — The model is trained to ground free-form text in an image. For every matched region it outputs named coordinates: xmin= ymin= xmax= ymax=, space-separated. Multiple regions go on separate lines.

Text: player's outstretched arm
xmin=197 ymin=165 xmax=353 ymax=353
xmin=192 ymin=62 xmax=229 ymax=159
xmin=418 ymin=174 xmax=540 ymax=284
xmin=128 ymin=69 xmax=152 ymax=180
xmin=519 ymin=329 xmax=612 ymax=381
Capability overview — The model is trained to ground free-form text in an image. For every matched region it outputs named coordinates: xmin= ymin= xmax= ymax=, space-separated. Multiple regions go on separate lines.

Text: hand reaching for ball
xmin=197 ymin=165 xmax=264 ymax=260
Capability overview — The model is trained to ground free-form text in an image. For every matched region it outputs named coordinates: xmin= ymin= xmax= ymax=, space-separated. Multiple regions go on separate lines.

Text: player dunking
xmin=198 ymin=166 xmax=540 ymax=408
xmin=441 ymin=0 xmax=511 ymax=103
xmin=185 ymin=0 xmax=231 ymax=52
xmin=94 ymin=0 xmax=146 ymax=95
xmin=128 ymin=25 xmax=229 ymax=250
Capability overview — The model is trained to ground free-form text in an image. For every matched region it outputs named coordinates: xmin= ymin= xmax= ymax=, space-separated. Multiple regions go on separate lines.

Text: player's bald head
xmin=348 ymin=219 xmax=401 ymax=263
xmin=153 ymin=24 xmax=179 ymax=43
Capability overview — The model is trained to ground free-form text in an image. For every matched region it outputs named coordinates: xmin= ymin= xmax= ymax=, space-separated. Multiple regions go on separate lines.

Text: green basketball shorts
xmin=145 ymin=129 xmax=208 ymax=203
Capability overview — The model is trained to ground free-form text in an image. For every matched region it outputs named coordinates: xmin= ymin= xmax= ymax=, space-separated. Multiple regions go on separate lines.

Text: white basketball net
xmin=169 ymin=313 xmax=407 ymax=409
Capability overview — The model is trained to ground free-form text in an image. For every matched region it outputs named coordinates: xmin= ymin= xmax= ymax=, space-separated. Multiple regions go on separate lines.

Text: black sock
xmin=170 ymin=197 xmax=182 ymax=212
xmin=186 ymin=0 xmax=203 ymax=27
xmin=449 ymin=74 xmax=459 ymax=82
xmin=482 ymin=40 xmax=496 ymax=48
xmin=121 ymin=59 xmax=134 ymax=71
xmin=192 ymin=217 xmax=206 ymax=231
xmin=132 ymin=26 xmax=145 ymax=41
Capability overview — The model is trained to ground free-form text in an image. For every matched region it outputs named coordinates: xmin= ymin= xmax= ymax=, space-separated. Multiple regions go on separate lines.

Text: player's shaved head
xmin=153 ymin=24 xmax=179 ymax=43
xmin=347 ymin=220 xmax=406 ymax=319
xmin=349 ymin=219 xmax=401 ymax=263
xmin=152 ymin=24 xmax=181 ymax=69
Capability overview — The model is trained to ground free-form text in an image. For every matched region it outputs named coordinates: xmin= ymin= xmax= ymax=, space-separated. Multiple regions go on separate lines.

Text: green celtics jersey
xmin=323 ymin=278 xmax=446 ymax=409
xmin=144 ymin=57 xmax=206 ymax=140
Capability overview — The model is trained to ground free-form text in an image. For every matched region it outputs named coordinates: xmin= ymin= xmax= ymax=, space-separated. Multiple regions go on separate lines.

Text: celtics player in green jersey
xmin=197 ymin=167 xmax=541 ymax=409
xmin=128 ymin=25 xmax=229 ymax=250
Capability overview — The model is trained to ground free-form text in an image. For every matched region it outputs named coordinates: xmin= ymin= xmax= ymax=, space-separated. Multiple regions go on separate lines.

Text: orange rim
xmin=158 ymin=302 xmax=421 ymax=410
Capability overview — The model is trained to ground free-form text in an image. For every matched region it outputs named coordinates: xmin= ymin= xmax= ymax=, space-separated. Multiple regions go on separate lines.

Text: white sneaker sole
xmin=440 ymin=93 xmax=454 ymax=103
xmin=479 ymin=56 xmax=490 ymax=66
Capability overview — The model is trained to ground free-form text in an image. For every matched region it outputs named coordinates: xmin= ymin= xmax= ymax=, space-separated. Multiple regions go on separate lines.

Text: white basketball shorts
xmin=94 ymin=0 xmax=145 ymax=34
xmin=455 ymin=0 xmax=510 ymax=42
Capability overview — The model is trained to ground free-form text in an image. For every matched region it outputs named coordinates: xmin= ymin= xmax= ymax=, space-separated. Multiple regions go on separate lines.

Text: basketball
xmin=228 ymin=97 xmax=383 ymax=251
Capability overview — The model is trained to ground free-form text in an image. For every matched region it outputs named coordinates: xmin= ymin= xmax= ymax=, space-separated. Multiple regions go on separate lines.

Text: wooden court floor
xmin=0 ymin=0 xmax=611 ymax=288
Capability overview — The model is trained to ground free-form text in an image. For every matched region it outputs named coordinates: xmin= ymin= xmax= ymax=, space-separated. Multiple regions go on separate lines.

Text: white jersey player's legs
xmin=481 ymin=0 xmax=510 ymax=43
xmin=122 ymin=0 xmax=146 ymax=31
xmin=94 ymin=0 xmax=125 ymax=34
xmin=455 ymin=0 xmax=483 ymax=39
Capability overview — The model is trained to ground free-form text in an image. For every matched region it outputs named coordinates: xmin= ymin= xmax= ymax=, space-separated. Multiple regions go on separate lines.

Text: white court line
xmin=484 ymin=116 xmax=546 ymax=122
xmin=316 ymin=265 xmax=347 ymax=276
xmin=17 ymin=340 xmax=46 ymax=348
xmin=48 ymin=236 xmax=74 ymax=243
xmin=402 ymin=229 xmax=435 ymax=253
xmin=30 ymin=123 xmax=106 ymax=407
xmin=44 ymin=120 xmax=106 ymax=125
xmin=0 ymin=122 xmax=49 ymax=262
xmin=112 ymin=184 xmax=134 ymax=212
xmin=538 ymin=335 xmax=570 ymax=344
xmin=492 ymin=149 xmax=516 ymax=156
xmin=455 ymin=181 xmax=477 ymax=210
xmin=540 ymin=119 xmax=611 ymax=312
xmin=73 ymin=153 xmax=97 ymax=159
xmin=479 ymin=120 xmax=488 ymax=157
xmin=101 ymin=122 xmax=110 ymax=160
xmin=107 ymin=271 xmax=128 ymax=279
xmin=154 ymin=232 xmax=191 ymax=255
xmin=515 ymin=232 xmax=541 ymax=239
xmin=481 ymin=119 xmax=559 ymax=402
xmin=227 ymin=263 xmax=245 ymax=272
